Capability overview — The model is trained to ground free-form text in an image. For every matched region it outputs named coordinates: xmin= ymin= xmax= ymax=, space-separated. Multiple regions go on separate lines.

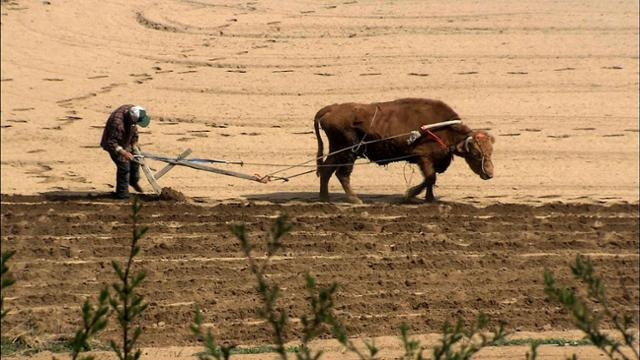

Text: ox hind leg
xmin=335 ymin=153 xmax=362 ymax=204
xmin=318 ymin=158 xmax=337 ymax=202
xmin=319 ymin=152 xmax=360 ymax=203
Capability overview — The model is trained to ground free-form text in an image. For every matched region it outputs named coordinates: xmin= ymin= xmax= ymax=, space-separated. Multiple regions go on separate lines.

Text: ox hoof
xmin=402 ymin=197 xmax=423 ymax=204
xmin=319 ymin=195 xmax=331 ymax=203
xmin=346 ymin=196 xmax=363 ymax=204
xmin=425 ymin=196 xmax=437 ymax=203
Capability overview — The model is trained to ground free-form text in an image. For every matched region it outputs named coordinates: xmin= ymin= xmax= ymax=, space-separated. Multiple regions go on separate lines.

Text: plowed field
xmin=2 ymin=195 xmax=637 ymax=347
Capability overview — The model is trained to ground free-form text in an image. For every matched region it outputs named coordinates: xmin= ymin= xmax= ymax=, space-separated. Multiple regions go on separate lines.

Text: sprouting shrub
xmin=431 ymin=313 xmax=506 ymax=360
xmin=189 ymin=214 xmax=378 ymax=360
xmin=107 ymin=197 xmax=149 ymax=360
xmin=544 ymin=255 xmax=639 ymax=360
xmin=191 ymin=304 xmax=235 ymax=360
xmin=1 ymin=250 xmax=16 ymax=321
xmin=69 ymin=288 xmax=110 ymax=360
xmin=395 ymin=314 xmax=506 ymax=360
xmin=231 ymin=215 xmax=292 ymax=360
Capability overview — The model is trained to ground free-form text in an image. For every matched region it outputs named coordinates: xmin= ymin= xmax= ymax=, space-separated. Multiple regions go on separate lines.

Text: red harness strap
xmin=424 ymin=129 xmax=449 ymax=149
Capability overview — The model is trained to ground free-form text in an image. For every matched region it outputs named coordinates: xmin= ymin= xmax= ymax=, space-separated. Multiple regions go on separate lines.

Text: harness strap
xmin=424 ymin=129 xmax=449 ymax=149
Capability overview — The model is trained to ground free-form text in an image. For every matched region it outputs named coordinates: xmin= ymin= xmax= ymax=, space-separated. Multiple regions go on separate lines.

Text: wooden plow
xmin=132 ymin=147 xmax=283 ymax=195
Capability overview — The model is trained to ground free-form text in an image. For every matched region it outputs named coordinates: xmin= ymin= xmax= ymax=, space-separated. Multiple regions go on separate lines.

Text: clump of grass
xmin=1 ymin=250 xmax=16 ymax=321
xmin=107 ymin=196 xmax=149 ymax=360
xmin=544 ymin=255 xmax=639 ymax=360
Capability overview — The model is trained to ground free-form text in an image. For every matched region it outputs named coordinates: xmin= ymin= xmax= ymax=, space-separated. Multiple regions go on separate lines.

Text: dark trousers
xmin=109 ymin=152 xmax=140 ymax=197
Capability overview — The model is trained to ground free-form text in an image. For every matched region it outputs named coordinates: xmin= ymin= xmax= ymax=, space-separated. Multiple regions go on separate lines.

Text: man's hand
xmin=121 ymin=150 xmax=134 ymax=161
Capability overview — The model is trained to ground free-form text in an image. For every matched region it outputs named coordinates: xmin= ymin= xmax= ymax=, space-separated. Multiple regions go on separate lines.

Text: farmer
xmin=100 ymin=104 xmax=151 ymax=199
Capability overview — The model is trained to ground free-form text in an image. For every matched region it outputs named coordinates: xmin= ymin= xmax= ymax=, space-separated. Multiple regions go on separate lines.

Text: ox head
xmin=456 ymin=131 xmax=495 ymax=180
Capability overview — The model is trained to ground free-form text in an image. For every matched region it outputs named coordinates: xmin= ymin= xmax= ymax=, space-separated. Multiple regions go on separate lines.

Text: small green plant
xmin=331 ymin=319 xmax=379 ymax=360
xmin=296 ymin=274 xmax=339 ymax=360
xmin=108 ymin=197 xmax=149 ymax=360
xmin=525 ymin=341 xmax=539 ymax=360
xmin=1 ymin=250 xmax=16 ymax=321
xmin=231 ymin=215 xmax=292 ymax=360
xmin=395 ymin=314 xmax=506 ymax=360
xmin=191 ymin=305 xmax=235 ymax=360
xmin=399 ymin=322 xmax=424 ymax=360
xmin=228 ymin=214 xmax=379 ymax=360
xmin=70 ymin=288 xmax=110 ymax=360
xmin=544 ymin=255 xmax=639 ymax=360
xmin=432 ymin=313 xmax=506 ymax=360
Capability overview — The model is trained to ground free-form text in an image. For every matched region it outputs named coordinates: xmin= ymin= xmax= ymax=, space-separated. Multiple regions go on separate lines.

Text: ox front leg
xmin=405 ymin=179 xmax=426 ymax=198
xmin=417 ymin=158 xmax=437 ymax=203
xmin=425 ymin=173 xmax=437 ymax=202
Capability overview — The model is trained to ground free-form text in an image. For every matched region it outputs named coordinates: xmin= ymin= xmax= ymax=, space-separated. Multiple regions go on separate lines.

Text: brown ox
xmin=314 ymin=98 xmax=495 ymax=203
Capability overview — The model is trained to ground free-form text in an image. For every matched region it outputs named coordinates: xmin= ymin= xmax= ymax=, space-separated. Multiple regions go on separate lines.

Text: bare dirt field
xmin=1 ymin=195 xmax=638 ymax=358
xmin=1 ymin=0 xmax=639 ymax=358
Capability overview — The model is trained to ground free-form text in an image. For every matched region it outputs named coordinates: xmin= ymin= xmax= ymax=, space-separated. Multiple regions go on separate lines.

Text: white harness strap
xmin=463 ymin=136 xmax=473 ymax=152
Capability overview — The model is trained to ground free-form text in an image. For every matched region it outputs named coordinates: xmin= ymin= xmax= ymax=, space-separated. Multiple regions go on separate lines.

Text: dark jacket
xmin=100 ymin=104 xmax=139 ymax=154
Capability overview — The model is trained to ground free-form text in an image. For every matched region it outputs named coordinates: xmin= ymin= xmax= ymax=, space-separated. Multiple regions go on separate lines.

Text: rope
xmin=281 ymin=154 xmax=417 ymax=181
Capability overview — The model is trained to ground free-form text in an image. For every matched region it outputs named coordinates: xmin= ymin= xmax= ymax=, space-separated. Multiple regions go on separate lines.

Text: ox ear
xmin=474 ymin=131 xmax=495 ymax=144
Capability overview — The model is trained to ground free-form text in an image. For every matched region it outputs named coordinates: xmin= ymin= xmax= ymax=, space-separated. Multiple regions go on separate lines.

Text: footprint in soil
xmin=507 ymin=71 xmax=528 ymax=75
xmin=521 ymin=128 xmax=542 ymax=132
xmin=499 ymin=133 xmax=520 ymax=137
xmin=602 ymin=134 xmax=625 ymax=137
xmin=553 ymin=67 xmax=575 ymax=71
xmin=408 ymin=73 xmax=429 ymax=77
xmin=457 ymin=71 xmax=478 ymax=75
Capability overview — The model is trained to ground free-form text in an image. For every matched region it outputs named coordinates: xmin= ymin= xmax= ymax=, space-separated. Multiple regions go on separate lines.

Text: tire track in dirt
xmin=1 ymin=195 xmax=637 ymax=347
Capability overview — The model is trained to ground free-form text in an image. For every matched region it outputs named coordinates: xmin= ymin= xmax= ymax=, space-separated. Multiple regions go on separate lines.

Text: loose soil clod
xmin=158 ymin=187 xmax=187 ymax=202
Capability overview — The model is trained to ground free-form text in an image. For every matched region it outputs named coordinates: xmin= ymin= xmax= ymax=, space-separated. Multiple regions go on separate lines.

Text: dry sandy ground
xmin=1 ymin=0 xmax=639 ymax=359
xmin=1 ymin=0 xmax=638 ymax=204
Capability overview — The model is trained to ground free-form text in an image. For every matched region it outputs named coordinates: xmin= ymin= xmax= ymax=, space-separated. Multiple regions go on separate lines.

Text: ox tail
xmin=314 ymin=114 xmax=324 ymax=176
